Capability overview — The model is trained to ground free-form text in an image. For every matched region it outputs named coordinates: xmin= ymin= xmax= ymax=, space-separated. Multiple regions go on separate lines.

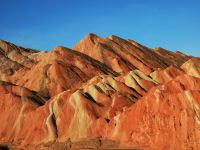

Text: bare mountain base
xmin=1 ymin=139 xmax=144 ymax=150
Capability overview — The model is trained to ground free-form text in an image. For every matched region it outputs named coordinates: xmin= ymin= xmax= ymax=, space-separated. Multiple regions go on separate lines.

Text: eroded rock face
xmin=0 ymin=35 xmax=200 ymax=150
xmin=73 ymin=34 xmax=191 ymax=75
xmin=181 ymin=58 xmax=200 ymax=78
xmin=104 ymin=75 xmax=200 ymax=150
xmin=0 ymin=44 xmax=117 ymax=99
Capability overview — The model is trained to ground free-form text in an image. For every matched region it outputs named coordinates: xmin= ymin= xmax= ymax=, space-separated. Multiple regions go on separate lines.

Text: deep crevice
xmin=130 ymin=74 xmax=148 ymax=92
xmin=0 ymin=80 xmax=47 ymax=106
xmin=105 ymin=118 xmax=110 ymax=123
xmin=27 ymin=96 xmax=46 ymax=106
xmin=52 ymin=112 xmax=58 ymax=138
xmin=0 ymin=145 xmax=9 ymax=150
xmin=128 ymin=87 xmax=142 ymax=98
xmin=84 ymin=92 xmax=97 ymax=104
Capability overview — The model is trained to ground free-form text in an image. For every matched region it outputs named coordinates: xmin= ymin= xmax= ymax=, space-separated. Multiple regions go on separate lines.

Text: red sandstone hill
xmin=0 ymin=34 xmax=200 ymax=150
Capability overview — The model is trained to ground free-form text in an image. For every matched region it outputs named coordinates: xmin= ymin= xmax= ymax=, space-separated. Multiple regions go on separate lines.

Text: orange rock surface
xmin=0 ymin=34 xmax=200 ymax=150
xmin=73 ymin=34 xmax=191 ymax=74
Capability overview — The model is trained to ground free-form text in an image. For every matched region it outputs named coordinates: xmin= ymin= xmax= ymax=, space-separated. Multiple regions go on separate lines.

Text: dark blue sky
xmin=0 ymin=0 xmax=200 ymax=56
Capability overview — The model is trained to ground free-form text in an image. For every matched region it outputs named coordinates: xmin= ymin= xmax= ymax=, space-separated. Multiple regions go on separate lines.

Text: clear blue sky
xmin=0 ymin=0 xmax=200 ymax=56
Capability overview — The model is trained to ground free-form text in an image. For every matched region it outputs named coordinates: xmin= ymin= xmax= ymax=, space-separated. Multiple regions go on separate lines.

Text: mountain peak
xmin=74 ymin=34 xmax=191 ymax=74
xmin=82 ymin=33 xmax=100 ymax=44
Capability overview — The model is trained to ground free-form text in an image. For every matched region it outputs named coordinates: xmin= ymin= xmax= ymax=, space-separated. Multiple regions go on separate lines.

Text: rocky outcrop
xmin=153 ymin=47 xmax=191 ymax=67
xmin=105 ymin=74 xmax=200 ymax=150
xmin=0 ymin=44 xmax=117 ymax=98
xmin=181 ymin=58 xmax=200 ymax=78
xmin=73 ymin=34 xmax=191 ymax=74
xmin=0 ymin=39 xmax=37 ymax=69
xmin=150 ymin=65 xmax=184 ymax=84
xmin=0 ymin=34 xmax=200 ymax=150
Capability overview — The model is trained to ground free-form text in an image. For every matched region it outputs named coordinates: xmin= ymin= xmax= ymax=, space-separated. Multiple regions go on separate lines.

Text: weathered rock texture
xmin=73 ymin=34 xmax=191 ymax=74
xmin=0 ymin=34 xmax=200 ymax=150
